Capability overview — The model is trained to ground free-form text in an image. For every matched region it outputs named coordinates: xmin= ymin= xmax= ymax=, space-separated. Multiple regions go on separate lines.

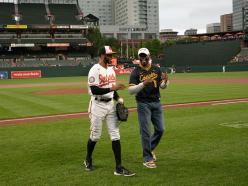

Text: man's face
xmin=103 ymin=54 xmax=113 ymax=64
xmin=139 ymin=53 xmax=149 ymax=67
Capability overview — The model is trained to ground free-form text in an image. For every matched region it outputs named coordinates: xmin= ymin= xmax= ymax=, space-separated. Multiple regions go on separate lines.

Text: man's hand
xmin=111 ymin=83 xmax=126 ymax=91
xmin=117 ymin=97 xmax=124 ymax=104
xmin=143 ymin=79 xmax=153 ymax=86
xmin=161 ymin=72 xmax=168 ymax=82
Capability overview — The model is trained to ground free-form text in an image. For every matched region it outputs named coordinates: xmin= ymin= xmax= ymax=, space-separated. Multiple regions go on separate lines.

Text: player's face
xmin=104 ymin=54 xmax=113 ymax=64
xmin=139 ymin=53 xmax=149 ymax=67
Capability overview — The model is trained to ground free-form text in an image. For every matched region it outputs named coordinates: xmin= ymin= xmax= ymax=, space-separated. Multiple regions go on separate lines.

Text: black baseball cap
xmin=98 ymin=46 xmax=116 ymax=56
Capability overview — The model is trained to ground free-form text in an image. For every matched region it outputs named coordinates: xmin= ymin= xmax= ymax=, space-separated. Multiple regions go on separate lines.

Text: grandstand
xmin=0 ymin=0 xmax=96 ymax=72
xmin=0 ymin=2 xmax=16 ymax=25
xmin=49 ymin=3 xmax=82 ymax=25
xmin=18 ymin=3 xmax=49 ymax=25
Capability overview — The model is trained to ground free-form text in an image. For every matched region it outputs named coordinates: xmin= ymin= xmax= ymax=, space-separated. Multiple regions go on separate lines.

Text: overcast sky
xmin=159 ymin=0 xmax=233 ymax=34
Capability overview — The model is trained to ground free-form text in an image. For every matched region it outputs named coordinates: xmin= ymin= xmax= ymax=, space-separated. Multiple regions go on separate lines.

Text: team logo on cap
xmin=105 ymin=46 xmax=115 ymax=54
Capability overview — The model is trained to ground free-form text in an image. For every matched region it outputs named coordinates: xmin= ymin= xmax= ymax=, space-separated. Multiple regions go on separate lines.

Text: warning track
xmin=0 ymin=98 xmax=247 ymax=126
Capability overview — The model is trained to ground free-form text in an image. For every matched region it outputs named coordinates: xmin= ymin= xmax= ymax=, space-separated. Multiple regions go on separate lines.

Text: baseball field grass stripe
xmin=1 ymin=98 xmax=247 ymax=126
xmin=0 ymin=103 xmax=247 ymax=185
xmin=0 ymin=72 xmax=247 ymax=120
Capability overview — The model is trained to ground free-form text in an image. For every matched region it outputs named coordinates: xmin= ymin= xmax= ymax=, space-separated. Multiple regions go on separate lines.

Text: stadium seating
xmin=20 ymin=38 xmax=54 ymax=44
xmin=49 ymin=4 xmax=81 ymax=24
xmin=0 ymin=3 xmax=16 ymax=24
xmin=0 ymin=2 xmax=91 ymax=71
xmin=18 ymin=3 xmax=49 ymax=25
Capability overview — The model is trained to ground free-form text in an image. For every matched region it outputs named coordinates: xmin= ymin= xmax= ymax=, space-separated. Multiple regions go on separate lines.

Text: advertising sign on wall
xmin=114 ymin=68 xmax=133 ymax=75
xmin=11 ymin=70 xmax=42 ymax=79
xmin=6 ymin=25 xmax=28 ymax=29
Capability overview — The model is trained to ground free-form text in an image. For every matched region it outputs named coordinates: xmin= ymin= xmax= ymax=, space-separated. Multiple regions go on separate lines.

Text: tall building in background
xmin=233 ymin=0 xmax=248 ymax=31
xmin=78 ymin=0 xmax=159 ymax=39
xmin=114 ymin=0 xmax=159 ymax=34
xmin=79 ymin=0 xmax=114 ymax=25
xmin=220 ymin=13 xmax=233 ymax=32
xmin=206 ymin=23 xmax=221 ymax=33
xmin=184 ymin=28 xmax=197 ymax=36
xmin=159 ymin=29 xmax=178 ymax=42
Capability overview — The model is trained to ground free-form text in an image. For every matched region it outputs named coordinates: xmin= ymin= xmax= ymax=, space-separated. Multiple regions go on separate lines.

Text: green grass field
xmin=0 ymin=72 xmax=248 ymax=185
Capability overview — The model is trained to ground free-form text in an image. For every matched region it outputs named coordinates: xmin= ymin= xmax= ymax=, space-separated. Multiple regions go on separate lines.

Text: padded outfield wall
xmin=0 ymin=66 xmax=91 ymax=79
xmin=161 ymin=40 xmax=241 ymax=67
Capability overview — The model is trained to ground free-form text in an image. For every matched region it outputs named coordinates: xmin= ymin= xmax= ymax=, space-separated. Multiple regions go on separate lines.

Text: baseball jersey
xmin=88 ymin=64 xmax=116 ymax=99
xmin=129 ymin=65 xmax=162 ymax=102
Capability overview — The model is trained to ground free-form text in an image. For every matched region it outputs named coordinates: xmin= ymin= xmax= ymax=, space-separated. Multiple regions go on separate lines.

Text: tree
xmin=143 ymin=39 xmax=163 ymax=58
xmin=86 ymin=27 xmax=104 ymax=58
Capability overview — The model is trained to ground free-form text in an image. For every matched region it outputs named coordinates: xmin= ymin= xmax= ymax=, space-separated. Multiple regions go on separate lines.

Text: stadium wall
xmin=161 ymin=64 xmax=248 ymax=73
xmin=1 ymin=64 xmax=248 ymax=79
xmin=0 ymin=66 xmax=91 ymax=79
xmin=161 ymin=40 xmax=241 ymax=67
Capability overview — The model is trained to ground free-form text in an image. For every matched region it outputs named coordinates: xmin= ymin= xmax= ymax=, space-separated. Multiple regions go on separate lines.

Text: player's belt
xmin=95 ymin=97 xmax=112 ymax=102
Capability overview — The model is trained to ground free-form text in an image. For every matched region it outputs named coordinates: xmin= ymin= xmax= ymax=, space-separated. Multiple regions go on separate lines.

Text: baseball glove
xmin=116 ymin=103 xmax=129 ymax=121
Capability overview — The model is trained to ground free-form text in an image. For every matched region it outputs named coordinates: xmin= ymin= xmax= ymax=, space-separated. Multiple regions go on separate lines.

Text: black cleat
xmin=114 ymin=166 xmax=135 ymax=177
xmin=83 ymin=159 xmax=93 ymax=171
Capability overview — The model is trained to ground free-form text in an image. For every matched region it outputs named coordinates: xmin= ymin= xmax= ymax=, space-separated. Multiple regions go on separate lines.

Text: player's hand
xmin=111 ymin=83 xmax=126 ymax=91
xmin=161 ymin=72 xmax=168 ymax=82
xmin=117 ymin=97 xmax=124 ymax=104
xmin=143 ymin=79 xmax=153 ymax=86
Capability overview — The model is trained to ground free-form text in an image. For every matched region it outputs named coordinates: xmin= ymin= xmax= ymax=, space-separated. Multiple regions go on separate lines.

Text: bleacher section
xmin=0 ymin=58 xmax=95 ymax=68
xmin=0 ymin=3 xmax=16 ymax=25
xmin=18 ymin=3 xmax=49 ymax=25
xmin=163 ymin=40 xmax=241 ymax=66
xmin=49 ymin=4 xmax=81 ymax=25
xmin=20 ymin=38 xmax=53 ymax=44
xmin=0 ymin=34 xmax=17 ymax=44
xmin=0 ymin=2 xmax=92 ymax=73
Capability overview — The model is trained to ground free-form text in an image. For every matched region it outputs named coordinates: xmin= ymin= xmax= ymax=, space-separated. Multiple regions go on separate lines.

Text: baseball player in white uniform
xmin=83 ymin=46 xmax=135 ymax=176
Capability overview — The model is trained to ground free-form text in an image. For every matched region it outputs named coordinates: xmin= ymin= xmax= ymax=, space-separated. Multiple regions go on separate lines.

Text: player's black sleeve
xmin=113 ymin=91 xmax=119 ymax=101
xmin=90 ymin=86 xmax=111 ymax=95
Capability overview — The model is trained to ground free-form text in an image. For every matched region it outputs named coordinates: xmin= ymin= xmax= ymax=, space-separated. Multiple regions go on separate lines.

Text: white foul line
xmin=0 ymin=98 xmax=247 ymax=125
xmin=212 ymin=100 xmax=248 ymax=106
xmin=0 ymin=112 xmax=88 ymax=124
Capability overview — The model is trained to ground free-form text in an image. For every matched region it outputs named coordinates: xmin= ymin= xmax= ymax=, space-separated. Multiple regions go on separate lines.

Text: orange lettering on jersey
xmin=99 ymin=74 xmax=116 ymax=86
xmin=108 ymin=74 xmax=116 ymax=81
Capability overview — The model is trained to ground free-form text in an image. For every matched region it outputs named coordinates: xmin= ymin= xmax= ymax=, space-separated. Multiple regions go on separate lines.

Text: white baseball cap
xmin=138 ymin=48 xmax=150 ymax=56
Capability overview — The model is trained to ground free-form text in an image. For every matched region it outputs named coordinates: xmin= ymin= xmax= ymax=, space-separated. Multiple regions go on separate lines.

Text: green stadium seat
xmin=0 ymin=3 xmax=16 ymax=24
xmin=18 ymin=3 xmax=49 ymax=25
xmin=49 ymin=4 xmax=81 ymax=25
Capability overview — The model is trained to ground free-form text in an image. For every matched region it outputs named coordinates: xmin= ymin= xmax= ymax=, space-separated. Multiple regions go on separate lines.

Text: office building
xmin=220 ymin=13 xmax=233 ymax=32
xmin=184 ymin=28 xmax=197 ymax=36
xmin=79 ymin=0 xmax=114 ymax=25
xmin=78 ymin=0 xmax=159 ymax=39
xmin=206 ymin=23 xmax=221 ymax=33
xmin=233 ymin=0 xmax=248 ymax=31
xmin=159 ymin=29 xmax=178 ymax=42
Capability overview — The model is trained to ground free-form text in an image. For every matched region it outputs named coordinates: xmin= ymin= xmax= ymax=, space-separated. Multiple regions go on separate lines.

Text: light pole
xmin=120 ymin=41 xmax=123 ymax=57
xmin=131 ymin=28 xmax=134 ymax=58
xmin=126 ymin=27 xmax=135 ymax=59
xmin=126 ymin=31 xmax=129 ymax=59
